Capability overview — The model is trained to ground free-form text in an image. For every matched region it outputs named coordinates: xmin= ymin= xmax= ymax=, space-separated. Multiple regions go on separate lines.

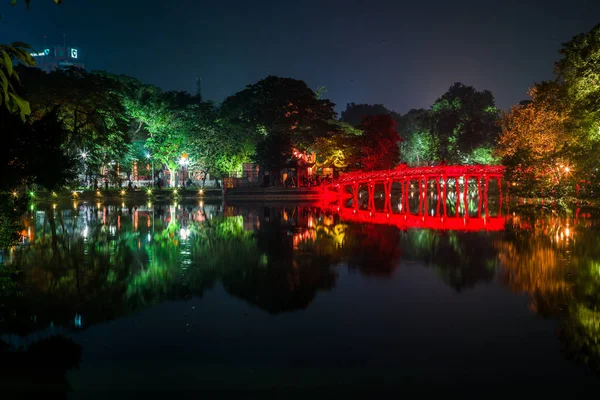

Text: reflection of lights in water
xmin=566 ymin=227 xmax=571 ymax=237
xmin=147 ymin=233 xmax=152 ymax=241
xmin=431 ymin=209 xmax=435 ymax=216
xmin=110 ymin=225 xmax=116 ymax=235
xmin=199 ymin=201 xmax=204 ymax=208
xmin=179 ymin=227 xmax=191 ymax=240
xmin=74 ymin=314 xmax=82 ymax=328
xmin=83 ymin=226 xmax=88 ymax=238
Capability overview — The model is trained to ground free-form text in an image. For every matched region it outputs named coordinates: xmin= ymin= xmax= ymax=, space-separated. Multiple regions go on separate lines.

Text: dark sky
xmin=2 ymin=0 xmax=599 ymax=114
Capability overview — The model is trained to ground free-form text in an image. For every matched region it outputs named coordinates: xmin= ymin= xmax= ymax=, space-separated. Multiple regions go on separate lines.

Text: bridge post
xmin=353 ymin=182 xmax=359 ymax=211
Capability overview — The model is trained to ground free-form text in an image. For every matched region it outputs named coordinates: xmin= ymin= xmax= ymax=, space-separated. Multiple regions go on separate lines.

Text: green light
xmin=29 ymin=191 xmax=35 ymax=197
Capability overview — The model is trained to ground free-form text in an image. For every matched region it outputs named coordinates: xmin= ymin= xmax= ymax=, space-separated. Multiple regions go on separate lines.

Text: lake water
xmin=2 ymin=199 xmax=600 ymax=397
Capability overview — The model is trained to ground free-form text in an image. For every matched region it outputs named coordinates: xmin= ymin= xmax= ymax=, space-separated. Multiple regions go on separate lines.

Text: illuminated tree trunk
xmin=455 ymin=177 xmax=460 ymax=218
xmin=484 ymin=177 xmax=489 ymax=217
xmin=436 ymin=176 xmax=441 ymax=216
xmin=498 ymin=177 xmax=503 ymax=216
xmin=477 ymin=177 xmax=482 ymax=218
xmin=464 ymin=175 xmax=469 ymax=217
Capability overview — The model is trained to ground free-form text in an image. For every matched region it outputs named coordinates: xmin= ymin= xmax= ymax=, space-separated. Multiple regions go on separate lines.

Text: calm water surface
xmin=2 ymin=199 xmax=600 ymax=397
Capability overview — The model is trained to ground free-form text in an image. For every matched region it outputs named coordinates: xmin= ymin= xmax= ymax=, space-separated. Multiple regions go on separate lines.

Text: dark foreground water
xmin=2 ymin=200 xmax=600 ymax=397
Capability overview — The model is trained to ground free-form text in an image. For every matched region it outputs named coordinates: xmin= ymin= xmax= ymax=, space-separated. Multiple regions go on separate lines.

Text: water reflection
xmin=3 ymin=201 xmax=600 ymax=378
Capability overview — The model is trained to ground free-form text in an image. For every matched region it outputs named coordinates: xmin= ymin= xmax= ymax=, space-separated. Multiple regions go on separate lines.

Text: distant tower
xmin=196 ymin=76 xmax=203 ymax=102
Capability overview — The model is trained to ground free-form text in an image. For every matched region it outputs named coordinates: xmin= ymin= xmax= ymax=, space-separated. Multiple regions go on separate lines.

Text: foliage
xmin=0 ymin=42 xmax=35 ymax=120
xmin=0 ymin=107 xmax=76 ymax=191
xmin=430 ymin=82 xmax=500 ymax=163
xmin=340 ymin=102 xmax=396 ymax=127
xmin=17 ymin=66 xmax=130 ymax=177
xmin=396 ymin=109 xmax=433 ymax=165
xmin=221 ymin=76 xmax=337 ymax=171
xmin=356 ymin=115 xmax=401 ymax=170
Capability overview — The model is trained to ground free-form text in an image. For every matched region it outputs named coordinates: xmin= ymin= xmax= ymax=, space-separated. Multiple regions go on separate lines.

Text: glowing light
xmin=198 ymin=189 xmax=204 ymax=195
xmin=173 ymin=189 xmax=178 ymax=195
xmin=147 ymin=233 xmax=152 ymax=241
xmin=72 ymin=191 xmax=79 ymax=197
xmin=120 ymin=190 xmax=126 ymax=196
xmin=147 ymin=189 xmax=152 ymax=195
xmin=12 ymin=191 xmax=17 ymax=198
xmin=52 ymin=203 xmax=57 ymax=210
xmin=564 ymin=166 xmax=570 ymax=172
xmin=96 ymin=190 xmax=102 ymax=196
xmin=146 ymin=152 xmax=151 ymax=159
xmin=179 ymin=227 xmax=191 ymax=240
xmin=81 ymin=152 xmax=87 ymax=159
xmin=70 ymin=48 xmax=78 ymax=58
xmin=29 ymin=191 xmax=35 ymax=197
xmin=82 ymin=226 xmax=89 ymax=238
xmin=52 ymin=191 xmax=57 ymax=197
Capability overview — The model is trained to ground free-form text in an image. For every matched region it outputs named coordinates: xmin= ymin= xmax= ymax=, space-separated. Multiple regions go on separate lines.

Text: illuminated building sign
xmin=30 ymin=49 xmax=50 ymax=57
xmin=71 ymin=48 xmax=78 ymax=59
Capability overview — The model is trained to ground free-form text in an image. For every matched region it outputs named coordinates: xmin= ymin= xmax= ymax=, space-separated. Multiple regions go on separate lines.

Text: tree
xmin=221 ymin=76 xmax=337 ymax=177
xmin=340 ymin=103 xmax=396 ymax=127
xmin=17 ymin=66 xmax=130 ymax=178
xmin=0 ymin=107 xmax=76 ymax=191
xmin=496 ymin=85 xmax=571 ymax=196
xmin=430 ymin=82 xmax=500 ymax=163
xmin=396 ymin=109 xmax=433 ymax=165
xmin=310 ymin=121 xmax=362 ymax=169
xmin=356 ymin=115 xmax=401 ymax=170
xmin=11 ymin=0 xmax=62 ymax=6
xmin=0 ymin=42 xmax=35 ymax=119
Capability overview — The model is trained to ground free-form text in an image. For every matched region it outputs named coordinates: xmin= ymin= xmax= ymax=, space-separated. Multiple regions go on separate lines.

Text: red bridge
xmin=321 ymin=164 xmax=506 ymax=231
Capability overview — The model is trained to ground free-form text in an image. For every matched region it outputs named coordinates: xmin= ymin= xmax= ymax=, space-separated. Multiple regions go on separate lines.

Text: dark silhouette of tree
xmin=221 ymin=76 xmax=337 ymax=178
xmin=340 ymin=103 xmax=396 ymax=127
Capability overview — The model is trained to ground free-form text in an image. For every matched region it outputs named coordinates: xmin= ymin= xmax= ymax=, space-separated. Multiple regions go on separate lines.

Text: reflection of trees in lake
xmin=221 ymin=208 xmax=338 ymax=314
xmin=400 ymin=229 xmax=498 ymax=291
xmin=497 ymin=208 xmax=600 ymax=372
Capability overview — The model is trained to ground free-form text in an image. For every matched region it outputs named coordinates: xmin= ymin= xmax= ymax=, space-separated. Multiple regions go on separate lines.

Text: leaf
xmin=8 ymin=92 xmax=31 ymax=121
xmin=2 ymin=51 xmax=13 ymax=76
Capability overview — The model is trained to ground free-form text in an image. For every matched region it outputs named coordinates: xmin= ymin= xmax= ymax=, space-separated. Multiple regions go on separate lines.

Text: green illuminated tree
xmin=16 ymin=66 xmax=129 ymax=178
xmin=430 ymin=82 xmax=500 ymax=163
xmin=396 ymin=108 xmax=433 ymax=165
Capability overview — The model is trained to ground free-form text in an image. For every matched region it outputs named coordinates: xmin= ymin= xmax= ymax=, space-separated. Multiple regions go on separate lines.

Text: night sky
xmin=2 ymin=0 xmax=599 ymax=114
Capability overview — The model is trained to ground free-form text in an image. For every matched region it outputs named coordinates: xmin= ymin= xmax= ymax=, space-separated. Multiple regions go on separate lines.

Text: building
xmin=30 ymin=44 xmax=84 ymax=72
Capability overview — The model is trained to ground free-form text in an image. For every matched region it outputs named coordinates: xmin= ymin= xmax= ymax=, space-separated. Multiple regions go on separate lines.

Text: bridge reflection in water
xmin=322 ymin=165 xmax=506 ymax=231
